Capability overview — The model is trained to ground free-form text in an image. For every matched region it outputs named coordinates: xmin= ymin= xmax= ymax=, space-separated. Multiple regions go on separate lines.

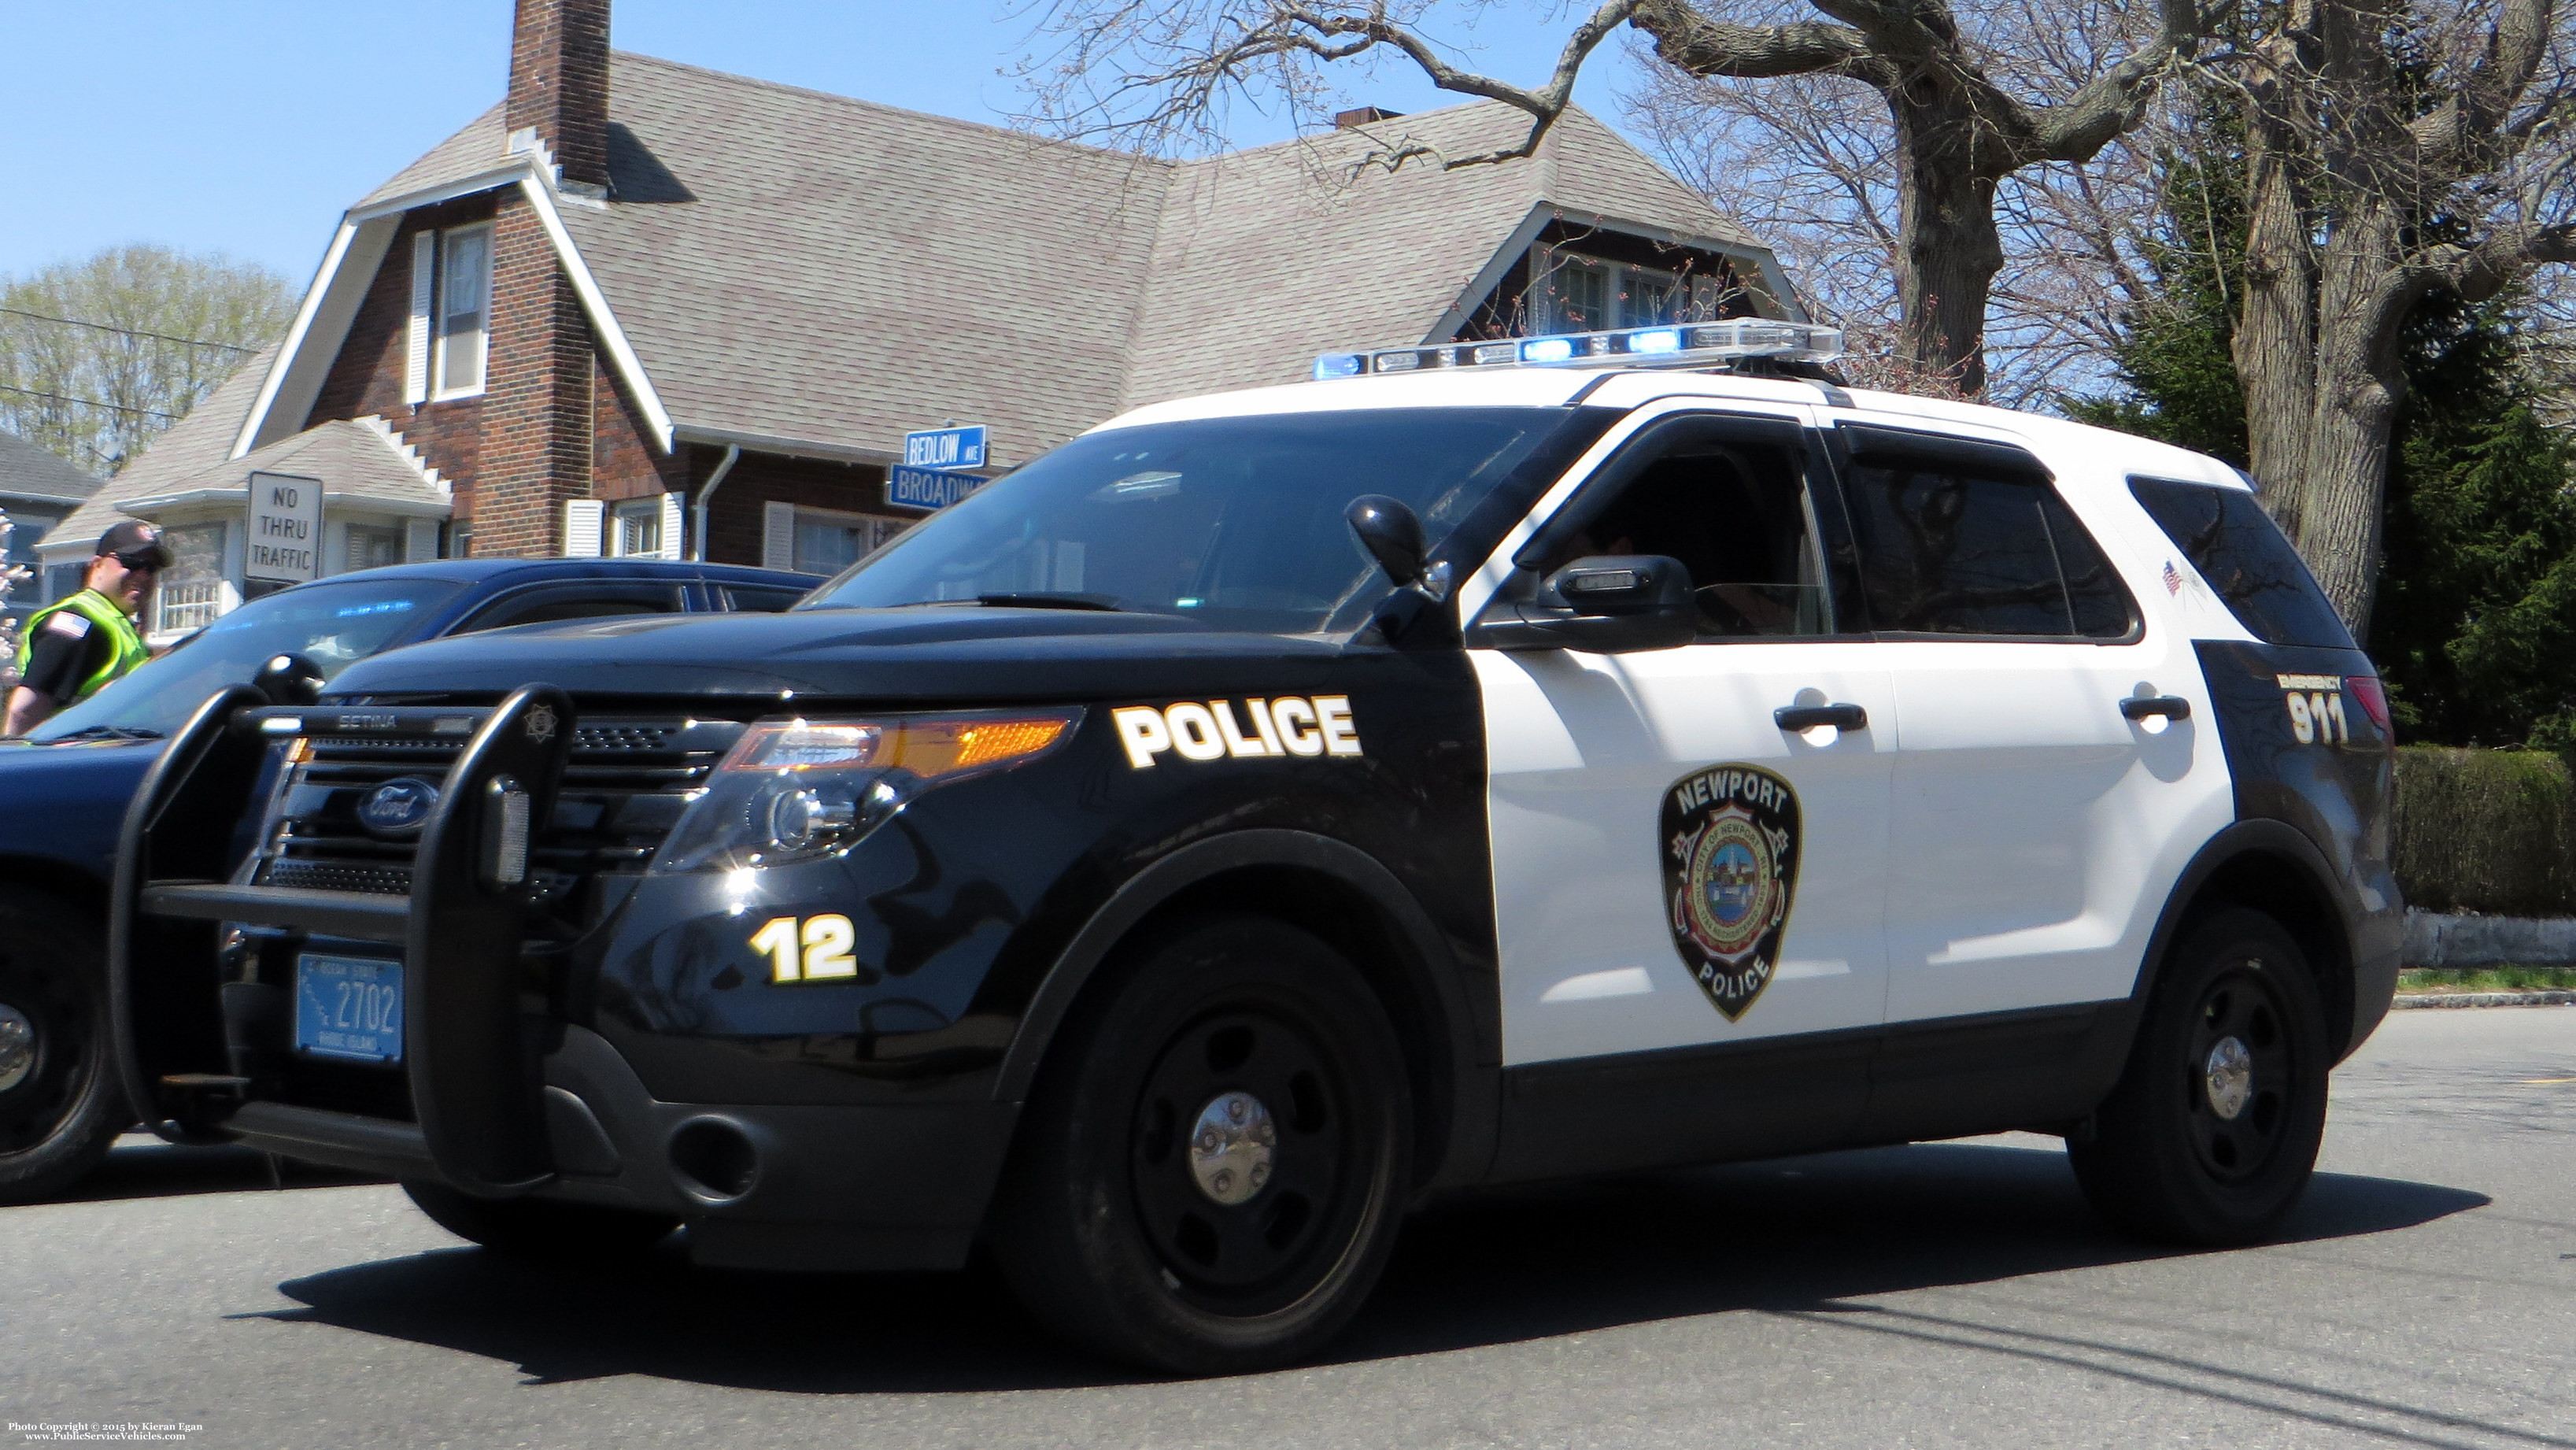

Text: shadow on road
xmin=250 ymin=1139 xmax=2488 ymax=1394
xmin=38 ymin=1136 xmax=380 ymax=1206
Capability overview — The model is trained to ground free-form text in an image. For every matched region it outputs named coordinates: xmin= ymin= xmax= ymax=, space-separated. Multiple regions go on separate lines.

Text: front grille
xmin=264 ymin=860 xmax=413 ymax=896
xmin=253 ymin=712 xmax=744 ymax=930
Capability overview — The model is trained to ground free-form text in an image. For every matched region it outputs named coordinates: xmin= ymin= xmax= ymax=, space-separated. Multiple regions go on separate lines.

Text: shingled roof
xmin=0 ymin=431 xmax=97 ymax=507
xmin=49 ymin=349 xmax=448 ymax=551
xmin=261 ymin=52 xmax=1789 ymax=470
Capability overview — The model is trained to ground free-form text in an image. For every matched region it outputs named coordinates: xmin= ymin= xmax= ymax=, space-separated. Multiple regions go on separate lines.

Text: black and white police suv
xmin=113 ymin=319 xmax=2397 ymax=1373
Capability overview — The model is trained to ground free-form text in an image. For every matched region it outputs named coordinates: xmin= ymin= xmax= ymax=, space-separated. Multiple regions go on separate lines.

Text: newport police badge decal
xmin=1661 ymin=764 xmax=1802 ymax=1021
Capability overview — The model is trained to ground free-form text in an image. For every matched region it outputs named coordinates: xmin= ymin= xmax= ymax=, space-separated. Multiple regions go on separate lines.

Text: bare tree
xmin=2230 ymin=0 xmax=2576 ymax=634
xmin=1015 ymin=0 xmax=2204 ymax=394
xmin=1622 ymin=0 xmax=2177 ymax=405
xmin=0 ymin=245 xmax=291 ymax=475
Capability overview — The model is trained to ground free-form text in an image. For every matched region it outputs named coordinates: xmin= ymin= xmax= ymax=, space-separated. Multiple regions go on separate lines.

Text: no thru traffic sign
xmin=247 ymin=471 xmax=325 ymax=583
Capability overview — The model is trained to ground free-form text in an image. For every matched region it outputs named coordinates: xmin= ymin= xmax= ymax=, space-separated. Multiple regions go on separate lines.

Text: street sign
xmin=902 ymin=426 xmax=987 ymax=470
xmin=887 ymin=466 xmax=985 ymax=512
xmin=246 ymin=471 xmax=325 ymax=583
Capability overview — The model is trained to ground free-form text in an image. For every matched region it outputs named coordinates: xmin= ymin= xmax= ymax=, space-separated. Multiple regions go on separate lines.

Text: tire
xmin=0 ymin=887 xmax=126 ymax=1203
xmin=2070 ymin=907 xmax=2330 ymax=1245
xmin=401 ymin=1180 xmax=679 ymax=1259
xmin=989 ymin=914 xmax=1414 ymax=1374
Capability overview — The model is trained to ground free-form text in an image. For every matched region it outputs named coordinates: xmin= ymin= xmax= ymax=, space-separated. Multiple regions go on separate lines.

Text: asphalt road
xmin=3 ymin=1008 xmax=2570 ymax=1449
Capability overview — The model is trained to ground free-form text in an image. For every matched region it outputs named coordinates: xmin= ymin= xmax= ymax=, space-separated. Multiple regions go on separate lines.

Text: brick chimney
xmin=507 ymin=0 xmax=611 ymax=190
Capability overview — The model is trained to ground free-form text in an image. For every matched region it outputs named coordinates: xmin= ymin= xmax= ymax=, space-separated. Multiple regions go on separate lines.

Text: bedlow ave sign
xmin=247 ymin=471 xmax=325 ymax=583
xmin=903 ymin=425 xmax=986 ymax=470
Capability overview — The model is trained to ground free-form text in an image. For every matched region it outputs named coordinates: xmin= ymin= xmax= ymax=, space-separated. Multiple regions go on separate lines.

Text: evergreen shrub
xmin=2392 ymin=745 xmax=2576 ymax=915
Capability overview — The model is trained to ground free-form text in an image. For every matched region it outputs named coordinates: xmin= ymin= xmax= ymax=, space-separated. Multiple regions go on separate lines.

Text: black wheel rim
xmin=1127 ymin=1001 xmax=1357 ymax=1312
xmin=2184 ymin=963 xmax=2295 ymax=1183
xmin=0 ymin=952 xmax=94 ymax=1157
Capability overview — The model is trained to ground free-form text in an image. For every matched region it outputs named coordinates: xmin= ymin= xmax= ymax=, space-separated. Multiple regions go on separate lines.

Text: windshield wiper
xmin=970 ymin=592 xmax=1129 ymax=612
xmin=44 ymin=725 xmax=164 ymax=742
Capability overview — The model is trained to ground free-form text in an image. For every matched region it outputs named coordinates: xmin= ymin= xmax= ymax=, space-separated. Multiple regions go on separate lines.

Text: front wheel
xmin=0 ymin=888 xmax=126 ymax=1203
xmin=2070 ymin=908 xmax=2330 ymax=1245
xmin=989 ymin=915 xmax=1414 ymax=1374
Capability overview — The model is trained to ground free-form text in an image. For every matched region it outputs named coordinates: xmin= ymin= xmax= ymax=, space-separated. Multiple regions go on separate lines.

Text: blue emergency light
xmin=1313 ymin=319 xmax=1842 ymax=381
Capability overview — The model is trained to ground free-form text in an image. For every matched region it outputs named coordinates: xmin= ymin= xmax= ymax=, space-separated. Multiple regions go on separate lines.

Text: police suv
xmin=113 ymin=320 xmax=2397 ymax=1374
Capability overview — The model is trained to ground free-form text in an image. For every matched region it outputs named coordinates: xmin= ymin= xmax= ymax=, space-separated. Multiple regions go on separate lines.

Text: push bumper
xmin=110 ymin=686 xmax=1015 ymax=1272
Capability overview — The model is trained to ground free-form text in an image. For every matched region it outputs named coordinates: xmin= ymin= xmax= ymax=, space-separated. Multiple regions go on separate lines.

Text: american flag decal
xmin=2162 ymin=560 xmax=2184 ymax=595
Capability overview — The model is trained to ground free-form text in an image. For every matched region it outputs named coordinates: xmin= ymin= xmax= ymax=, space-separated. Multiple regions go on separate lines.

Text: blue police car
xmin=0 ymin=557 xmax=815 ymax=1200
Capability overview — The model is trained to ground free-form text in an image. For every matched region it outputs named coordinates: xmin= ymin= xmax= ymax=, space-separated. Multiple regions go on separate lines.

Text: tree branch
xmin=2019 ymin=0 xmax=2201 ymax=165
xmin=1628 ymin=0 xmax=1884 ymax=85
xmin=2434 ymin=220 xmax=2576 ymax=303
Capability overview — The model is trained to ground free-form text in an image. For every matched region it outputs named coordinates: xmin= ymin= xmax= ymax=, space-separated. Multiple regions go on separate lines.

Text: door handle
xmin=2120 ymin=695 xmax=2192 ymax=723
xmin=1775 ymin=703 xmax=1868 ymax=732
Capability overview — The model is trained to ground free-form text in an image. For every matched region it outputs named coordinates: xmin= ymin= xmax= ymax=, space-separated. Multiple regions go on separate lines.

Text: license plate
xmin=294 ymin=953 xmax=405 ymax=1064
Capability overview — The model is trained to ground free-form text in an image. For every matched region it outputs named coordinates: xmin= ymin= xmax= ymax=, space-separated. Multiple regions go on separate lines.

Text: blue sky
xmin=0 ymin=2 xmax=1651 ymax=288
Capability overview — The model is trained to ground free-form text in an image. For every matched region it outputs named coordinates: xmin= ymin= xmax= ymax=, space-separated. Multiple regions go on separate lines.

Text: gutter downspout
xmin=689 ymin=445 xmax=741 ymax=563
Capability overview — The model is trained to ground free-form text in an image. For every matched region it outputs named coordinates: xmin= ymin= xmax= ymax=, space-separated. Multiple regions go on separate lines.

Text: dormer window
xmin=405 ymin=223 xmax=493 ymax=405
xmin=1537 ymin=246 xmax=1733 ymax=334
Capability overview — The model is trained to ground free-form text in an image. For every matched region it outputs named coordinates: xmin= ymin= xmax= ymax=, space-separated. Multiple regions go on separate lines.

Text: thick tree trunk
xmin=1888 ymin=91 xmax=2005 ymax=394
xmin=2234 ymin=132 xmax=2317 ymax=533
xmin=2291 ymin=209 xmax=2412 ymax=634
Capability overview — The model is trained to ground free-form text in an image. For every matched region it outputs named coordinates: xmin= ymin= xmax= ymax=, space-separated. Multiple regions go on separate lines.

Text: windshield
xmin=805 ymin=408 xmax=1586 ymax=634
xmin=29 ymin=575 xmax=468 ymax=742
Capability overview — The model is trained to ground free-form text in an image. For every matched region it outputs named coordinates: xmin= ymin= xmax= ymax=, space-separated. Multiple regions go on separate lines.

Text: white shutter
xmin=659 ymin=491 xmax=685 ymax=560
xmin=404 ymin=231 xmax=435 ymax=405
xmin=763 ymin=501 xmax=796 ymax=572
xmin=404 ymin=519 xmax=438 ymax=562
xmin=562 ymin=499 xmax=604 ymax=557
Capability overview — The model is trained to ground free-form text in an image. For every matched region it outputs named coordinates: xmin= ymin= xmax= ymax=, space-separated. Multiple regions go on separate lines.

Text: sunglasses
xmin=114 ymin=549 xmax=171 ymax=572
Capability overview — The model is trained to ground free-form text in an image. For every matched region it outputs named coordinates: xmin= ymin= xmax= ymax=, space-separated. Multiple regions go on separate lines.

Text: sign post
xmin=246 ymin=472 xmax=325 ymax=584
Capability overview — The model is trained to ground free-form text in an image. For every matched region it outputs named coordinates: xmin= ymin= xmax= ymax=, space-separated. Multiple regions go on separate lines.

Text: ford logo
xmin=357 ymin=777 xmax=441 ymax=838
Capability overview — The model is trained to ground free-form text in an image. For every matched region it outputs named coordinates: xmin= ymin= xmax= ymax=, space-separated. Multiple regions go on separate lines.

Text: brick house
xmin=49 ymin=0 xmax=1802 ymax=633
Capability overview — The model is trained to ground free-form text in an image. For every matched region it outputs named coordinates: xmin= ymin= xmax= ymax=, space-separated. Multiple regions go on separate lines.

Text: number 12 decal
xmin=749 ymin=914 xmax=860 ymax=982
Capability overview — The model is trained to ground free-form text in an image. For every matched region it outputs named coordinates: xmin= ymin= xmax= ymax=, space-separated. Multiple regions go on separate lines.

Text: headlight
xmin=652 ymin=711 xmax=1078 ymax=873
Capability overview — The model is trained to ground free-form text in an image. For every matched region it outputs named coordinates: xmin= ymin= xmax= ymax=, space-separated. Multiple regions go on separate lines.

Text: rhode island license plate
xmin=294 ymin=953 xmax=405 ymax=1064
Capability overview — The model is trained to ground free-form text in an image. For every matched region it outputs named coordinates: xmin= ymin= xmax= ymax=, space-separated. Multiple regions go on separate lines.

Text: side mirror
xmin=1469 ymin=554 xmax=1698 ymax=653
xmin=253 ymin=653 xmax=325 ymax=707
xmin=1347 ymin=494 xmax=1427 ymax=590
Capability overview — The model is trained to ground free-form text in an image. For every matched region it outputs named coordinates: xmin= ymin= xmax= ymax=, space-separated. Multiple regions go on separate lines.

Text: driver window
xmin=1542 ymin=441 xmax=1836 ymax=639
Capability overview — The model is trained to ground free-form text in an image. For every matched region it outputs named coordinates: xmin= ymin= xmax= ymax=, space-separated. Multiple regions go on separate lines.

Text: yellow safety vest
xmin=14 ymin=588 xmax=150 ymax=704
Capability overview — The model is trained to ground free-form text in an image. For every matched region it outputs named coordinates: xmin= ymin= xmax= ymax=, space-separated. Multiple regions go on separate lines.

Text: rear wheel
xmin=990 ymin=915 xmax=1413 ymax=1374
xmin=401 ymin=1180 xmax=679 ymax=1259
xmin=2071 ymin=908 xmax=2330 ymax=1245
xmin=0 ymin=888 xmax=124 ymax=1203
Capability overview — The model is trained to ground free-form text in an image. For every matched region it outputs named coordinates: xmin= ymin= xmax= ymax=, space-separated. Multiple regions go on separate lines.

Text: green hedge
xmin=2392 ymin=746 xmax=2576 ymax=915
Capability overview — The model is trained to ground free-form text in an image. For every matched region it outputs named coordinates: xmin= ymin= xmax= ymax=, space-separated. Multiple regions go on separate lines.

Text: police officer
xmin=4 ymin=521 xmax=170 ymax=737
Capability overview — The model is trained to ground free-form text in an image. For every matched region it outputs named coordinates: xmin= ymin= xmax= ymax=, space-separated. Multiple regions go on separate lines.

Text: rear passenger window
xmin=454 ymin=584 xmax=687 ymax=634
xmin=2128 ymin=477 xmax=2355 ymax=649
xmin=1840 ymin=434 xmax=2135 ymax=639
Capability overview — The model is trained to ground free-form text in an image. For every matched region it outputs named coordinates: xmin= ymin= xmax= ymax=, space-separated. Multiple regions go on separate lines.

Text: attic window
xmin=408 ymin=223 xmax=493 ymax=404
xmin=434 ymin=224 xmax=493 ymax=399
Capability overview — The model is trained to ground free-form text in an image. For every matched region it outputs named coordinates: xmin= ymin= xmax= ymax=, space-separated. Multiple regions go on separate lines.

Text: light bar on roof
xmin=1313 ymin=319 xmax=1843 ymax=381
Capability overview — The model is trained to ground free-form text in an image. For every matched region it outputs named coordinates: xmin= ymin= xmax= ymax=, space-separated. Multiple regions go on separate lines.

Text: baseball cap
xmin=95 ymin=520 xmax=172 ymax=570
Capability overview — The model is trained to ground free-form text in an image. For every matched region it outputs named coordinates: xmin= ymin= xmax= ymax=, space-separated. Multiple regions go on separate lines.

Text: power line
xmin=0 ymin=383 xmax=182 ymax=420
xmin=0 ymin=306 xmax=257 ymax=354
